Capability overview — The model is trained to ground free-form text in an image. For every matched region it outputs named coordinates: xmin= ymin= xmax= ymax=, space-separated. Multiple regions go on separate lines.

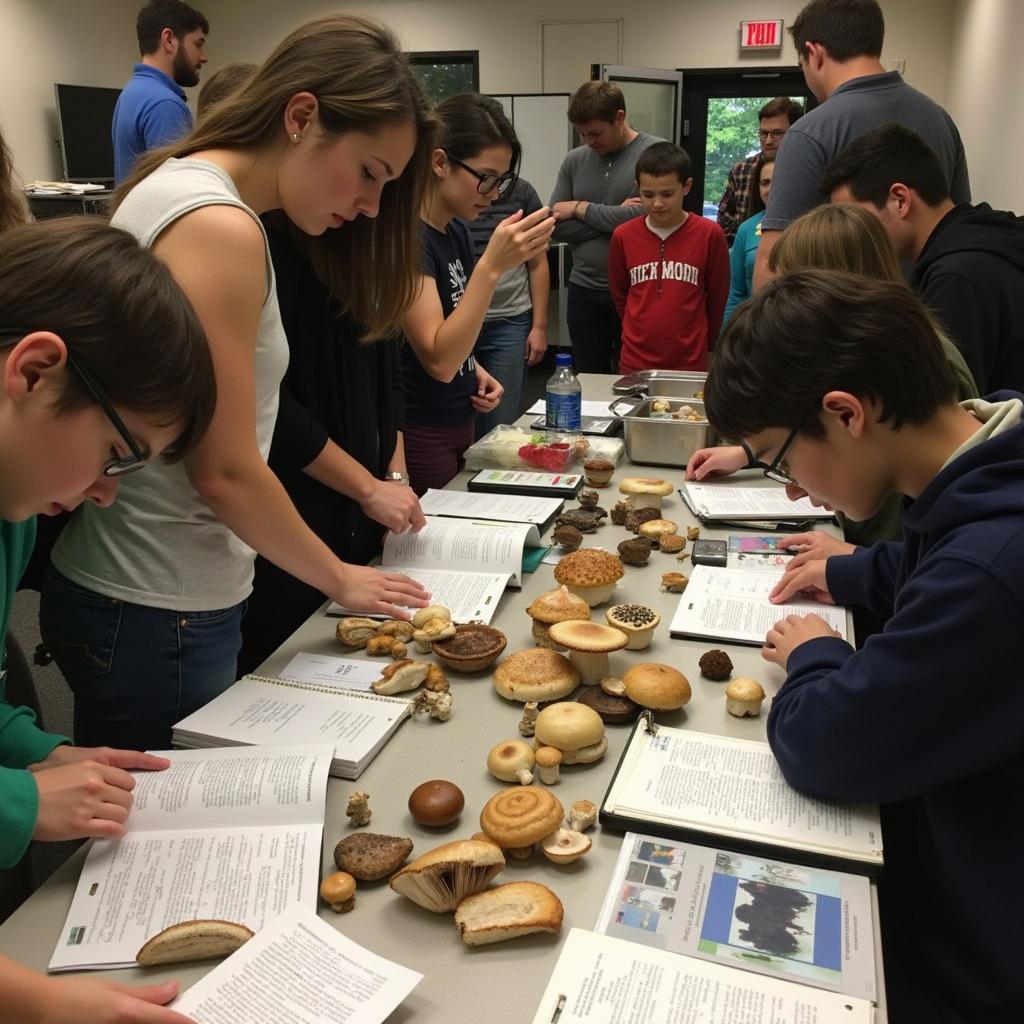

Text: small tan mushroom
xmin=568 ymin=799 xmax=598 ymax=833
xmin=487 ymin=740 xmax=536 ymax=785
xmin=661 ymin=572 xmax=689 ymax=593
xmin=600 ymin=676 xmax=626 ymax=696
xmin=424 ymin=663 xmax=450 ymax=692
xmin=372 ymin=659 xmax=430 ymax=695
xmin=638 ymin=519 xmax=678 ymax=548
xmin=378 ymin=619 xmax=415 ymax=642
xmin=412 ymin=617 xmax=456 ymax=653
xmin=411 ymin=605 xmax=452 ymax=629
xmin=687 ymin=525 xmax=701 ymax=541
xmin=546 ymin=620 xmax=629 ymax=684
xmin=535 ymin=746 xmax=563 ymax=785
xmin=335 ymin=617 xmax=380 ymax=648
xmin=320 ymin=872 xmax=356 ymax=913
xmin=659 ymin=534 xmax=686 ymax=555
xmin=390 ymin=640 xmax=408 ymax=659
xmin=518 ymin=701 xmax=539 ymax=737
xmin=346 ymin=790 xmax=371 ymax=827
xmin=725 ymin=677 xmax=766 ymax=717
xmin=540 ymin=827 xmax=592 ymax=864
xmin=366 ymin=634 xmax=396 ymax=656
xmin=410 ymin=689 xmax=454 ymax=722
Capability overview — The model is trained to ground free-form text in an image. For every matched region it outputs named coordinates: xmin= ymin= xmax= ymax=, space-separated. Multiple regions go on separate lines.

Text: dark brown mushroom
xmin=617 ymin=537 xmax=653 ymax=567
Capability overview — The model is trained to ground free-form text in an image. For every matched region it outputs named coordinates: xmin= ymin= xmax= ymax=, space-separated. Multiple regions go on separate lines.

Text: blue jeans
xmin=39 ymin=567 xmax=245 ymax=751
xmin=474 ymin=310 xmax=532 ymax=438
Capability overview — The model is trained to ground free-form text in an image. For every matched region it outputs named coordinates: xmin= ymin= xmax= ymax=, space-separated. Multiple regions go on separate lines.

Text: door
xmin=598 ymin=65 xmax=683 ymax=144
xmin=680 ymin=68 xmax=815 ymax=218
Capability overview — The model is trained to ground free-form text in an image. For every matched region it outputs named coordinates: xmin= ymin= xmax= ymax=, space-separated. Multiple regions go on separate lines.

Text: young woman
xmin=41 ymin=15 xmax=436 ymax=751
xmin=400 ymin=93 xmax=556 ymax=494
xmin=0 ymin=124 xmax=27 ymax=233
xmin=723 ymin=155 xmax=774 ymax=324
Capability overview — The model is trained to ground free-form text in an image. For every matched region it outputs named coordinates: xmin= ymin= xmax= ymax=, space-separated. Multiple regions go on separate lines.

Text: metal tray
xmin=611 ymin=369 xmax=707 ymax=399
xmin=609 ymin=395 xmax=713 ymax=468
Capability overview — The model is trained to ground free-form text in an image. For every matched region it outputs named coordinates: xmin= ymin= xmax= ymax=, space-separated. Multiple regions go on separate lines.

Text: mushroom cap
xmin=725 ymin=676 xmax=766 ymax=701
xmin=618 ymin=477 xmax=673 ymax=497
xmin=487 ymin=740 xmax=536 ymax=781
xmin=333 ymin=833 xmax=414 ymax=881
xmin=638 ymin=519 xmax=678 ymax=540
xmin=553 ymin=548 xmax=625 ymax=588
xmin=492 ymin=648 xmax=580 ymax=703
xmin=479 ymin=786 xmax=564 ymax=849
xmin=389 ymin=840 xmax=506 ymax=913
xmin=408 ymin=780 xmax=465 ymax=827
xmin=411 ymin=605 xmax=452 ymax=628
xmin=454 ymin=881 xmax=564 ymax=945
xmin=535 ymin=702 xmax=605 ymax=751
xmin=605 ymin=604 xmax=661 ymax=635
xmin=526 ymin=586 xmax=592 ymax=626
xmin=534 ymin=746 xmax=563 ymax=768
xmin=320 ymin=871 xmax=356 ymax=905
xmin=547 ymin=620 xmax=628 ymax=654
xmin=540 ymin=827 xmax=592 ymax=864
xmin=622 ymin=663 xmax=692 ymax=710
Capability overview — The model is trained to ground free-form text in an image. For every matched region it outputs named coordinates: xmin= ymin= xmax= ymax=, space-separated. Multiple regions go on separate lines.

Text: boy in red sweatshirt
xmin=609 ymin=143 xmax=729 ymax=373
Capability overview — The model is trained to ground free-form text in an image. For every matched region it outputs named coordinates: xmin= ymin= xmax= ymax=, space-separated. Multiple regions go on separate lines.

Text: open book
xmin=327 ymin=516 xmax=544 ymax=623
xmin=669 ymin=564 xmax=850 ymax=646
xmin=49 ymin=744 xmax=332 ymax=972
xmin=595 ymin=832 xmax=877 ymax=1002
xmin=600 ymin=720 xmax=883 ymax=875
xmin=530 ymin=929 xmax=873 ymax=1024
xmin=679 ymin=482 xmax=834 ymax=522
xmin=173 ymin=906 xmax=422 ymax=1024
xmin=172 ymin=674 xmax=410 ymax=779
xmin=418 ymin=487 xmax=565 ymax=531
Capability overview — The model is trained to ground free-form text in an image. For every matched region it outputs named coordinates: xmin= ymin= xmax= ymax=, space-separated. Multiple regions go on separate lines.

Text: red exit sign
xmin=740 ymin=19 xmax=784 ymax=50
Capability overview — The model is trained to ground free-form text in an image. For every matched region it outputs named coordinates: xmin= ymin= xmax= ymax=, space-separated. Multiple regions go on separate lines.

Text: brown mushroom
xmin=390 ymin=840 xmax=505 ymax=913
xmin=610 ymin=497 xmax=633 ymax=525
xmin=320 ymin=872 xmax=356 ymax=913
xmin=618 ymin=537 xmax=653 ymax=566
xmin=408 ymin=779 xmax=465 ymax=827
xmin=479 ymin=786 xmax=564 ymax=859
xmin=372 ymin=659 xmax=430 ymax=695
xmin=335 ymin=617 xmax=380 ymax=648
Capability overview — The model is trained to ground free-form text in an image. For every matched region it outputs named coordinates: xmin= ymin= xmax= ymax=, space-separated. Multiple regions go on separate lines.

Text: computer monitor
xmin=54 ymin=83 xmax=120 ymax=184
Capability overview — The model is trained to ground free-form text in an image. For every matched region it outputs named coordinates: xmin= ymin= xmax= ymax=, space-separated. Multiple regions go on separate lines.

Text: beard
xmin=171 ymin=47 xmax=200 ymax=88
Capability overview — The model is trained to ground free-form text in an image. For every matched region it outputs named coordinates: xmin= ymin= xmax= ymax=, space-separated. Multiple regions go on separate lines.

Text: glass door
xmin=598 ymin=65 xmax=683 ymax=144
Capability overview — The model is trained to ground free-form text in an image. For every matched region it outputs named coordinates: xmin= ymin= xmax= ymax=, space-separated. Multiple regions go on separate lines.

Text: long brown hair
xmin=0 ymin=125 xmax=29 ymax=235
xmin=116 ymin=15 xmax=437 ymax=340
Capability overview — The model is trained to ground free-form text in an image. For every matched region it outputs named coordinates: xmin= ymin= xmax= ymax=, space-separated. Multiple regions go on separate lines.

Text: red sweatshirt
xmin=608 ymin=214 xmax=729 ymax=373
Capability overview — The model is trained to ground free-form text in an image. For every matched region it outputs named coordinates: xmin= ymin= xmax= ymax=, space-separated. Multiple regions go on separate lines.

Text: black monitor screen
xmin=54 ymin=83 xmax=120 ymax=183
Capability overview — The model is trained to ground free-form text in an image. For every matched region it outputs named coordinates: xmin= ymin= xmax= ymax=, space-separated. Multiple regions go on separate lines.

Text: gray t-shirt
xmin=763 ymin=72 xmax=970 ymax=232
xmin=52 ymin=158 xmax=290 ymax=611
xmin=550 ymin=131 xmax=662 ymax=289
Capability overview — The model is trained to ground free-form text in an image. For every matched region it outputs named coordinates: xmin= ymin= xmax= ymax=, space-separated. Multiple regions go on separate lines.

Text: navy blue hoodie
xmin=767 ymin=396 xmax=1024 ymax=1022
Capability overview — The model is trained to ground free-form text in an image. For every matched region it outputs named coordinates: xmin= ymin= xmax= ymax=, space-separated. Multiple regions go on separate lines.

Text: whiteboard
xmin=489 ymin=93 xmax=572 ymax=206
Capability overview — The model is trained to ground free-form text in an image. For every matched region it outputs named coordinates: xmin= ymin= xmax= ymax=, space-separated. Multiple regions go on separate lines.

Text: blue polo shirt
xmin=112 ymin=64 xmax=193 ymax=184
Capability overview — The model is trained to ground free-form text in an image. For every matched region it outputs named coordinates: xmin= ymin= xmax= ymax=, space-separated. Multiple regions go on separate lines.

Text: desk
xmin=0 ymin=373 xmax=887 ymax=1021
xmin=26 ymin=191 xmax=113 ymax=220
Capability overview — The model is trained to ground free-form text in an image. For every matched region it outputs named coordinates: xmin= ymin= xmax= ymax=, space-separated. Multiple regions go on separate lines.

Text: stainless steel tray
xmin=611 ymin=369 xmax=707 ymax=399
xmin=609 ymin=396 xmax=713 ymax=468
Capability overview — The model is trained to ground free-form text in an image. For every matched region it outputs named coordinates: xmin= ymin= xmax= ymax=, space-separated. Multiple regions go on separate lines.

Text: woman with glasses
xmin=399 ymin=93 xmax=555 ymax=494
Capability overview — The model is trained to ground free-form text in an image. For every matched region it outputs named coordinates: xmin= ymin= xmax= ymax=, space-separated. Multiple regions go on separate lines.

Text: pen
xmin=550 ymin=993 xmax=566 ymax=1023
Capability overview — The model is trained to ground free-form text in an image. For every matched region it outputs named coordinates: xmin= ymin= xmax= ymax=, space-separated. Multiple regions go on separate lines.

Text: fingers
xmin=499 ymin=209 xmax=526 ymax=226
xmin=82 ymin=817 xmax=128 ymax=840
xmin=97 ymin=762 xmax=138 ymax=792
xmin=100 ymin=749 xmax=171 ymax=772
xmin=777 ymin=532 xmax=816 ymax=550
xmin=409 ymin=503 xmax=427 ymax=532
xmin=768 ymin=570 xmax=813 ymax=604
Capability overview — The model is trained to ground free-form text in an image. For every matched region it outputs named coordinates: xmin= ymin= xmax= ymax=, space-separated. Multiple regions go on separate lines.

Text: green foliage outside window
xmin=411 ymin=62 xmax=477 ymax=105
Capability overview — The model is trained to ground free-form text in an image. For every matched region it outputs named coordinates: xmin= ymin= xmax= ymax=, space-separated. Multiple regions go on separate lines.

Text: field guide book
xmin=172 ymin=674 xmax=410 ymax=779
xmin=679 ymin=481 xmax=834 ymax=522
xmin=49 ymin=744 xmax=332 ymax=972
xmin=327 ymin=515 xmax=545 ymax=623
xmin=600 ymin=720 xmax=883 ymax=876
xmin=418 ymin=487 xmax=564 ymax=531
xmin=595 ymin=831 xmax=878 ymax=1003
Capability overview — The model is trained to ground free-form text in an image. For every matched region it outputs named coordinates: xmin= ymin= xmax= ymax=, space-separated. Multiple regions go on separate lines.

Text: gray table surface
xmin=0 ymin=373 xmax=886 ymax=1021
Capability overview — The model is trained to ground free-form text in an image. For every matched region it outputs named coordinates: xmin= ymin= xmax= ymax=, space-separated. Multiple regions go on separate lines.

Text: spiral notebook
xmin=679 ymin=482 xmax=834 ymax=522
xmin=172 ymin=674 xmax=410 ymax=779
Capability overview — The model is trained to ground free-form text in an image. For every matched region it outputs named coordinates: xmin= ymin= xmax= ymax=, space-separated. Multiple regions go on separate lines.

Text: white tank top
xmin=52 ymin=157 xmax=290 ymax=611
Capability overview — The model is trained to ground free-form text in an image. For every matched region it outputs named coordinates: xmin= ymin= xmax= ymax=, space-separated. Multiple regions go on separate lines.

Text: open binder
xmin=600 ymin=713 xmax=884 ymax=877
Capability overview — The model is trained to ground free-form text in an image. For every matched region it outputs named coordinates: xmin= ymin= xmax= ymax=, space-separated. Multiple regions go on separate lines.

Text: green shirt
xmin=0 ymin=516 xmax=69 ymax=868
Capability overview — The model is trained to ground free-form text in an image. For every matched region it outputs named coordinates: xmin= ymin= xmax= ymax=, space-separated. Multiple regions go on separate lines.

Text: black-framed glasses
xmin=763 ymin=400 xmax=820 ymax=486
xmin=0 ymin=329 xmax=147 ymax=477
xmin=758 ymin=128 xmax=787 ymax=140
xmin=447 ymin=156 xmax=516 ymax=197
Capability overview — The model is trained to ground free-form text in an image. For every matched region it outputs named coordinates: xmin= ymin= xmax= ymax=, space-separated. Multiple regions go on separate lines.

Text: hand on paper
xmin=777 ymin=530 xmax=856 ymax=564
xmin=31 ymin=745 xmax=171 ymax=774
xmin=31 ymin=760 xmax=138 ymax=842
xmin=334 ymin=566 xmax=430 ymax=619
xmin=479 ymin=207 xmax=555 ymax=274
xmin=685 ymin=445 xmax=747 ymax=481
xmin=471 ymin=365 xmax=504 ymax=413
xmin=763 ymin=613 xmax=842 ymax=669
xmin=31 ymin=975 xmax=195 ymax=1024
xmin=768 ymin=556 xmax=834 ymax=605
xmin=525 ymin=324 xmax=548 ymax=366
xmin=361 ymin=479 xmax=425 ymax=535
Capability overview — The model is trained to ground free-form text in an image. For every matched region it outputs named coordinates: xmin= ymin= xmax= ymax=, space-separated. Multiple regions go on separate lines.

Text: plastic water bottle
xmin=546 ymin=351 xmax=582 ymax=433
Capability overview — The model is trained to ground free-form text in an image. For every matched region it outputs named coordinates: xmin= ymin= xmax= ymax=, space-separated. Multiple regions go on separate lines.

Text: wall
xmin=946 ymin=0 xmax=1023 ymax=210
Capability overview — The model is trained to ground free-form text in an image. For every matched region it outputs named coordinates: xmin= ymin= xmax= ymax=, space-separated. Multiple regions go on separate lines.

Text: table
xmin=0 ymin=373 xmax=887 ymax=1021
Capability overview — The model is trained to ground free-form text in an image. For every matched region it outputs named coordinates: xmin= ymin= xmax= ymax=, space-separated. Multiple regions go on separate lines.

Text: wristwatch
xmin=383 ymin=471 xmax=410 ymax=486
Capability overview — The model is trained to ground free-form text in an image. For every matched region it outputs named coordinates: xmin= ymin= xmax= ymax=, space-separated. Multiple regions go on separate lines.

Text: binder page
xmin=610 ymin=728 xmax=881 ymax=862
xmin=279 ymin=652 xmax=381 ymax=692
xmin=529 ymin=929 xmax=873 ymax=1024
xmin=418 ymin=488 xmax=563 ymax=526
xmin=681 ymin=483 xmax=833 ymax=519
xmin=174 ymin=906 xmax=422 ymax=1024
xmin=669 ymin=565 xmax=849 ymax=644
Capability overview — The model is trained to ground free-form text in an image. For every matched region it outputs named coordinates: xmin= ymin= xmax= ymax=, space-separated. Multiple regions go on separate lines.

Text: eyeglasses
xmin=447 ymin=156 xmax=517 ymax=197
xmin=0 ymin=329 xmax=147 ymax=477
xmin=758 ymin=129 xmax=787 ymax=141
xmin=762 ymin=400 xmax=820 ymax=486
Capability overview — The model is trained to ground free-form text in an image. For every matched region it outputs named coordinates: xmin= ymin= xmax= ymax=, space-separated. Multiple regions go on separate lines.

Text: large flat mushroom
xmin=546 ymin=621 xmax=628 ymax=684
xmin=618 ymin=477 xmax=673 ymax=511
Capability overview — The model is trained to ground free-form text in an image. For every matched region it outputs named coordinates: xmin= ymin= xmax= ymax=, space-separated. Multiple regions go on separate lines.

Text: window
xmin=408 ymin=51 xmax=479 ymax=105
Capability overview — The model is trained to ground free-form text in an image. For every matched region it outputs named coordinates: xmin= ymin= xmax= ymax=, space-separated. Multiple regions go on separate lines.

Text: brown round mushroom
xmin=618 ymin=537 xmax=653 ymax=566
xmin=408 ymin=779 xmax=465 ymax=827
xmin=320 ymin=872 xmax=356 ymax=913
xmin=699 ymin=649 xmax=734 ymax=681
xmin=479 ymin=786 xmax=565 ymax=857
xmin=552 ymin=523 xmax=584 ymax=551
xmin=622 ymin=663 xmax=692 ymax=711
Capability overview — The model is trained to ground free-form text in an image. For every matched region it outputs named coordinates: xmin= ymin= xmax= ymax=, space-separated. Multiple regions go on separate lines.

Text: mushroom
xmin=378 ymin=619 xmax=415 ymax=642
xmin=320 ymin=872 xmax=356 ymax=913
xmin=610 ymin=497 xmax=632 ymax=525
xmin=372 ymin=659 xmax=430 ymax=695
xmin=568 ymin=799 xmax=598 ymax=833
xmin=638 ymin=519 xmax=678 ymax=548
xmin=725 ymin=677 xmax=766 ymax=717
xmin=546 ymin=621 xmax=629 ymax=685
xmin=582 ymin=457 xmax=615 ymax=487
xmin=600 ymin=676 xmax=626 ymax=696
xmin=577 ymin=489 xmax=600 ymax=509
xmin=661 ymin=572 xmax=690 ymax=593
xmin=518 ymin=701 xmax=540 ymax=737
xmin=408 ymin=779 xmax=465 ymax=827
xmin=410 ymin=689 xmax=454 ymax=722
xmin=659 ymin=534 xmax=686 ymax=555
xmin=366 ymin=634 xmax=397 ymax=656
xmin=345 ymin=790 xmax=372 ymax=827
xmin=535 ymin=746 xmax=563 ymax=785
xmin=619 ymin=477 xmax=673 ymax=511
xmin=454 ymin=881 xmax=564 ymax=945
xmin=525 ymin=586 xmax=591 ymax=649
xmin=552 ymin=523 xmax=584 ymax=552
xmin=411 ymin=605 xmax=452 ymax=629
xmin=424 ymin=663 xmax=449 ymax=692
xmin=625 ymin=506 xmax=663 ymax=534
xmin=687 ymin=525 xmax=701 ymax=541
xmin=389 ymin=840 xmax=505 ymax=913
xmin=487 ymin=740 xmax=536 ymax=785
xmin=390 ymin=640 xmax=408 ymax=659
xmin=335 ymin=617 xmax=380 ymax=648
xmin=534 ymin=702 xmax=607 ymax=765
xmin=617 ymin=537 xmax=653 ymax=566
xmin=622 ymin=663 xmax=692 ymax=711
xmin=553 ymin=548 xmax=625 ymax=607
xmin=540 ymin=828 xmax=592 ymax=864
xmin=492 ymin=648 xmax=580 ymax=704
xmin=605 ymin=604 xmax=661 ymax=650
xmin=412 ymin=617 xmax=456 ymax=653
xmin=479 ymin=786 xmax=565 ymax=860
xmin=699 ymin=649 xmax=734 ymax=681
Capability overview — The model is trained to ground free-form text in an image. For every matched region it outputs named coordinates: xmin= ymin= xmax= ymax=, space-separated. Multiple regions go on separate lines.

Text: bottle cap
xmin=555 ymin=352 xmax=573 ymax=367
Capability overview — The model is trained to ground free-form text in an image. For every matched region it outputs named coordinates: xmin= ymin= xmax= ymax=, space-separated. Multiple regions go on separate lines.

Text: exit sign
xmin=740 ymin=20 xmax=784 ymax=50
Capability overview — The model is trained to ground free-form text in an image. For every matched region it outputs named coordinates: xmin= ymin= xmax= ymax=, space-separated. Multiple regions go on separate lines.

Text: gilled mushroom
xmin=487 ymin=740 xmax=536 ymax=785
xmin=335 ymin=617 xmax=380 ymax=648
xmin=540 ymin=827 xmax=592 ymax=864
xmin=378 ymin=619 xmax=415 ymax=642
xmin=372 ymin=659 xmax=430 ymax=695
xmin=389 ymin=840 xmax=505 ymax=913
xmin=546 ymin=620 xmax=629 ymax=684
xmin=412 ymin=617 xmax=457 ymax=653
xmin=535 ymin=746 xmax=563 ymax=785
xmin=619 ymin=477 xmax=673 ymax=511
xmin=568 ymin=799 xmax=598 ymax=833
xmin=320 ymin=872 xmax=356 ymax=913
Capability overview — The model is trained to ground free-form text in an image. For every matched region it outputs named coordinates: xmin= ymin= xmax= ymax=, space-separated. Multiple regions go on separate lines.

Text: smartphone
xmin=691 ymin=539 xmax=728 ymax=567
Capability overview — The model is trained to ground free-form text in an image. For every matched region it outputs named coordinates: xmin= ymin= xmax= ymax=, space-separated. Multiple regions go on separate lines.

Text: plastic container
xmin=546 ymin=352 xmax=582 ymax=432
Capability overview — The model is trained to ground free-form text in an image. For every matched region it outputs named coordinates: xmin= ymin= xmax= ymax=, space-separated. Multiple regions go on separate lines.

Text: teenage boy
xmin=550 ymin=81 xmax=662 ymax=373
xmin=754 ymin=0 xmax=969 ymax=288
xmin=705 ymin=268 xmax=1024 ymax=1023
xmin=608 ymin=143 xmax=728 ymax=374
xmin=823 ymin=123 xmax=1024 ymax=394
xmin=0 ymin=216 xmax=215 ymax=1021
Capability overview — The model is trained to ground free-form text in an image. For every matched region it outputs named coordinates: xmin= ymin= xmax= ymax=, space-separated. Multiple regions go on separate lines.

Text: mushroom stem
xmin=508 ymin=846 xmax=534 ymax=860
xmin=568 ymin=649 xmax=611 ymax=685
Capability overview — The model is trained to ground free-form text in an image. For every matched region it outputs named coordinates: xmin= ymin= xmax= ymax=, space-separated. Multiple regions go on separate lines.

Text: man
xmin=112 ymin=0 xmax=209 ymax=184
xmin=717 ymin=97 xmax=802 ymax=245
xmin=823 ymin=123 xmax=1024 ymax=393
xmin=549 ymin=81 xmax=661 ymax=373
xmin=753 ymin=0 xmax=969 ymax=289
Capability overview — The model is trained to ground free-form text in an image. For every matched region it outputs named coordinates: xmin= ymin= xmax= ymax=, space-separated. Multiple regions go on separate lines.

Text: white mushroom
xmin=412 ymin=617 xmax=456 ymax=653
xmin=535 ymin=747 xmax=563 ymax=785
xmin=540 ymin=827 xmax=592 ymax=864
xmin=411 ymin=605 xmax=452 ymax=629
xmin=410 ymin=689 xmax=454 ymax=722
xmin=487 ymin=741 xmax=536 ymax=785
xmin=372 ymin=659 xmax=430 ymax=695
xmin=568 ymin=799 xmax=598 ymax=833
